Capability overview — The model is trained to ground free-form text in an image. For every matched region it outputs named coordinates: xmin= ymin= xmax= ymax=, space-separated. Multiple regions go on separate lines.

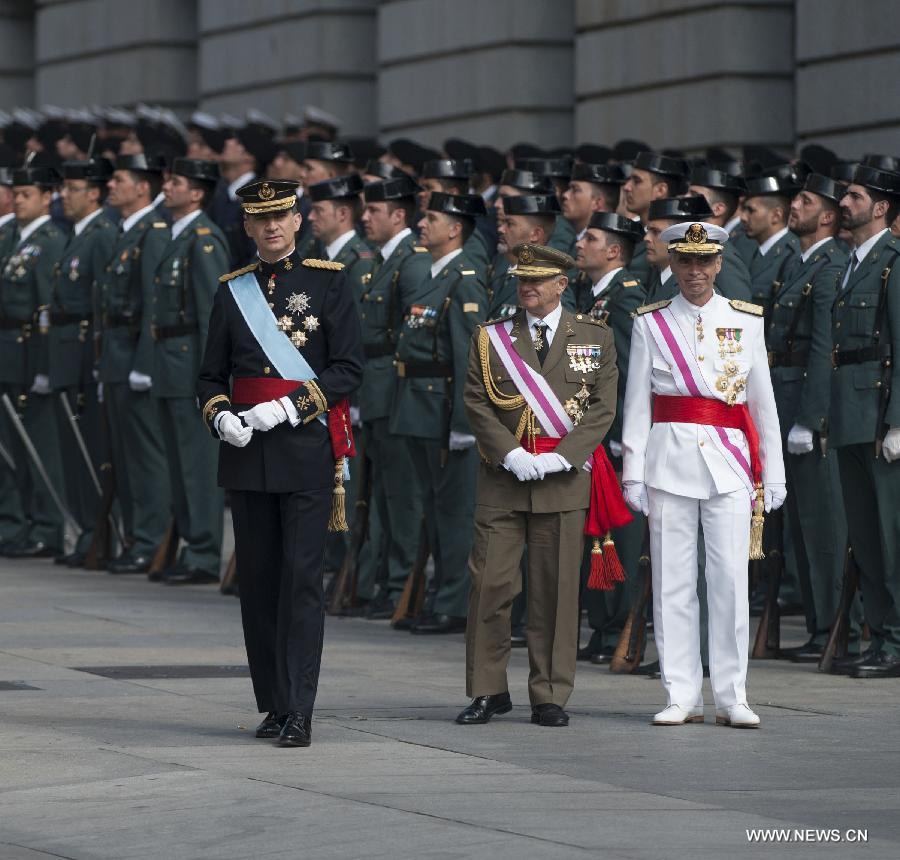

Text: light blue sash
xmin=228 ymin=271 xmax=317 ymax=381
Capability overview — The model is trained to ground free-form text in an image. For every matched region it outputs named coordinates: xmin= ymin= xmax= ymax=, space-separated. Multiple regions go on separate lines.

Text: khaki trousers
xmin=465 ymin=504 xmax=585 ymax=707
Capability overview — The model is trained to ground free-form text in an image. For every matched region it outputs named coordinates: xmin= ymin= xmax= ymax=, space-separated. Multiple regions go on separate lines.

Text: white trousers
xmin=648 ymin=486 xmax=751 ymax=709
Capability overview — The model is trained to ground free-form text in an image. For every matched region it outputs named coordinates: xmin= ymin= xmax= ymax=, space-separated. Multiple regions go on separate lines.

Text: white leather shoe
xmin=651 ymin=704 xmax=704 ymax=726
xmin=715 ymin=703 xmax=760 ymax=728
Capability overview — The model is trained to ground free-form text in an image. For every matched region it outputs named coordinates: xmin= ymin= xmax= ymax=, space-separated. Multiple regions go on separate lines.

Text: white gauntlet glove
xmin=763 ymin=483 xmax=787 ymax=512
xmin=449 ymin=431 xmax=476 ymax=451
xmin=532 ymin=452 xmax=571 ymax=479
xmin=30 ymin=374 xmax=51 ymax=395
xmin=239 ymin=400 xmax=288 ymax=432
xmin=786 ymin=424 xmax=814 ymax=455
xmin=216 ymin=412 xmax=253 ymax=447
xmin=128 ymin=370 xmax=152 ymax=392
xmin=623 ymin=481 xmax=649 ymax=516
xmin=502 ymin=447 xmax=541 ymax=481
xmin=882 ymin=427 xmax=900 ymax=463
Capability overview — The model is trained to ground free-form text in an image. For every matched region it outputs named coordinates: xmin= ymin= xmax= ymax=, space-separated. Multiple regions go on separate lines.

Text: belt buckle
xmin=831 ymin=346 xmax=838 ymax=368
xmin=395 ymin=360 xmax=406 ymax=378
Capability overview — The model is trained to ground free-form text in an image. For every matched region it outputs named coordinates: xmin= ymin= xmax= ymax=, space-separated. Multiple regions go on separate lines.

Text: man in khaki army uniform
xmin=456 ymin=243 xmax=617 ymax=727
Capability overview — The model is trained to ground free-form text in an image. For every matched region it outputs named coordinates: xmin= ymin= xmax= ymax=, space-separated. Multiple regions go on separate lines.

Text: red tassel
xmin=601 ymin=533 xmax=626 ymax=586
xmin=587 ymin=539 xmax=607 ymax=590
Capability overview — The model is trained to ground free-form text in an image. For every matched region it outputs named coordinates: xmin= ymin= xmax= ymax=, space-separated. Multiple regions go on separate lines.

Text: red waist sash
xmin=521 ymin=435 xmax=561 ymax=455
xmin=231 ymin=377 xmax=296 ymax=403
xmin=652 ymin=394 xmax=761 ymax=484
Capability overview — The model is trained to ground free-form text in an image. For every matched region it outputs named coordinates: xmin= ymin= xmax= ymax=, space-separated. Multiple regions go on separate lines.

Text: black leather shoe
xmin=255 ymin=712 xmax=287 ymax=738
xmin=108 ymin=554 xmax=151 ymax=574
xmin=577 ymin=632 xmax=603 ymax=661
xmin=162 ymin=565 xmax=218 ymax=585
xmin=410 ymin=613 xmax=466 ymax=634
xmin=66 ymin=551 xmax=87 ymax=568
xmin=780 ymin=639 xmax=824 ymax=663
xmin=277 ymin=712 xmax=312 ymax=747
xmin=392 ymin=616 xmax=414 ymax=631
xmin=850 ymin=651 xmax=900 ymax=678
xmin=366 ymin=593 xmax=396 ymax=620
xmin=510 ymin=626 xmax=527 ymax=648
xmin=531 ymin=703 xmax=569 ymax=727
xmin=777 ymin=599 xmax=804 ymax=616
xmin=455 ymin=693 xmax=512 ymax=725
xmin=831 ymin=648 xmax=877 ymax=675
xmin=4 ymin=540 xmax=60 ymax=559
xmin=589 ymin=647 xmax=616 ymax=665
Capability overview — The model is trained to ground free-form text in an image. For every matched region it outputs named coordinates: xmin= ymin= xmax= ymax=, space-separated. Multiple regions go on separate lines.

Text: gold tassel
xmin=327 ymin=456 xmax=349 ymax=533
xmin=749 ymin=483 xmax=765 ymax=560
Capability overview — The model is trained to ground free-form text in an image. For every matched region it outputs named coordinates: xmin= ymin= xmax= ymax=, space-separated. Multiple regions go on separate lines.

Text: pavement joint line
xmin=51 ymin=606 xmax=150 ymax=629
xmin=0 ymin=841 xmax=79 ymax=860
xmin=757 ymin=702 xmax=846 ymax=716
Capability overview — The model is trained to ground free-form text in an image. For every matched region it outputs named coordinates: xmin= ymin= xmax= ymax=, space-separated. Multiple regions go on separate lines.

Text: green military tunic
xmin=486 ymin=253 xmax=519 ymax=321
xmin=358 ymin=231 xmax=431 ymax=600
xmin=830 ymin=229 xmax=900 ymax=657
xmin=0 ymin=212 xmax=22 ymax=542
xmin=48 ymin=209 xmax=117 ymax=555
xmin=549 ymin=217 xmax=577 ymax=256
xmin=150 ymin=211 xmax=230 ymax=575
xmin=0 ymin=216 xmax=68 ymax=548
xmin=729 ymin=219 xmax=758 ymax=267
xmin=748 ymin=229 xmax=800 ymax=324
xmin=96 ymin=207 xmax=171 ymax=559
xmin=331 ymin=231 xmax=375 ymax=301
xmin=390 ymin=248 xmax=486 ymax=619
xmin=768 ymin=237 xmax=847 ymax=645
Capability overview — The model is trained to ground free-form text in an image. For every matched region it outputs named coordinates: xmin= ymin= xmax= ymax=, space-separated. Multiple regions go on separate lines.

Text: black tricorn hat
xmin=426 ymin=191 xmax=487 ymax=219
xmin=689 ymin=167 xmax=746 ymax=194
xmin=363 ymin=159 xmax=407 ymax=180
xmin=514 ymin=157 xmax=572 ymax=179
xmin=802 ymin=173 xmax=844 ymax=204
xmin=62 ymin=156 xmax=114 ymax=183
xmin=611 ymin=139 xmax=649 ymax=162
xmin=170 ymin=157 xmax=220 ymax=185
xmin=502 ymin=194 xmax=561 ymax=216
xmin=763 ymin=162 xmax=811 ymax=194
xmin=570 ymin=162 xmax=627 ymax=185
xmin=862 ymin=154 xmax=898 ymax=173
xmin=114 ymin=153 xmax=166 ymax=174
xmin=475 ymin=145 xmax=505 ymax=180
xmin=421 ymin=158 xmax=473 ymax=181
xmin=744 ymin=174 xmax=796 ymax=197
xmin=647 ymin=195 xmax=714 ymax=222
xmin=498 ymin=169 xmax=551 ymax=193
xmin=307 ymin=172 xmax=365 ymax=202
xmin=633 ymin=151 xmax=690 ymax=178
xmin=12 ymin=165 xmax=61 ymax=188
xmin=830 ymin=161 xmax=859 ymax=185
xmin=852 ymin=164 xmax=900 ymax=196
xmin=799 ymin=144 xmax=838 ymax=176
xmin=587 ymin=212 xmax=645 ymax=242
xmin=303 ymin=140 xmax=355 ymax=164
xmin=575 ymin=143 xmax=612 ymax=165
xmin=362 ymin=174 xmax=421 ymax=202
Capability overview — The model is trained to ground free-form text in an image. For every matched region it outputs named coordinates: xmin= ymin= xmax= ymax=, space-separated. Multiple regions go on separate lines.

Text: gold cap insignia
xmin=686 ymin=223 xmax=707 ymax=244
xmin=519 ymin=246 xmax=534 ymax=265
xmin=259 ymin=183 xmax=275 ymax=201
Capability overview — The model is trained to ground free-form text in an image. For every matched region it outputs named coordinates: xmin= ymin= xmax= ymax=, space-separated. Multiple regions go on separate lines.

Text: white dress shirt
xmin=72 ymin=208 xmax=103 ymax=237
xmin=725 ymin=215 xmax=742 ymax=235
xmin=430 ymin=247 xmax=463 ymax=279
xmin=524 ymin=301 xmax=563 ymax=346
xmin=380 ymin=227 xmax=412 ymax=262
xmin=325 ymin=229 xmax=356 ymax=261
xmin=840 ymin=228 xmax=889 ymax=290
xmin=17 ymin=214 xmax=51 ymax=245
xmin=799 ymin=236 xmax=832 ymax=263
xmin=758 ymin=226 xmax=789 ymax=257
xmin=121 ymin=202 xmax=158 ymax=235
xmin=660 ymin=266 xmax=673 ymax=285
xmin=171 ymin=208 xmax=202 ymax=240
xmin=591 ymin=266 xmax=623 ymax=298
xmin=228 ymin=171 xmax=256 ymax=202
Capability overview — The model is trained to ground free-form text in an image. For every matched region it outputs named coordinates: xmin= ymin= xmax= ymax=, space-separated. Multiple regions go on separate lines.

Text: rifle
xmin=83 ymin=397 xmax=121 ymax=570
xmin=148 ymin=517 xmax=179 ymax=574
xmin=819 ymin=542 xmax=859 ymax=673
xmin=752 ymin=506 xmax=785 ymax=659
xmin=610 ymin=521 xmax=652 ymax=673
xmin=327 ymin=453 xmax=372 ymax=616
xmin=392 ymin=518 xmax=430 ymax=628
xmin=0 ymin=435 xmax=14 ymax=471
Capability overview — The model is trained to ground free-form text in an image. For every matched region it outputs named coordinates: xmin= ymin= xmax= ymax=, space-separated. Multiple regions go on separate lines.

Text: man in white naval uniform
xmin=622 ymin=221 xmax=786 ymax=729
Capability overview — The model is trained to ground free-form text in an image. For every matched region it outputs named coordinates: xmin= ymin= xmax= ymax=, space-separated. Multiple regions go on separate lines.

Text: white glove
xmin=449 ymin=431 xmax=476 ymax=451
xmin=97 ymin=382 xmax=104 ymax=404
xmin=533 ymin=452 xmax=571 ymax=479
xmin=502 ymin=447 xmax=541 ymax=481
xmin=38 ymin=309 xmax=50 ymax=329
xmin=30 ymin=374 xmax=51 ymax=395
xmin=787 ymin=424 xmax=814 ymax=455
xmin=882 ymin=427 xmax=900 ymax=463
xmin=349 ymin=405 xmax=361 ymax=427
xmin=623 ymin=480 xmax=649 ymax=516
xmin=216 ymin=411 xmax=253 ymax=448
xmin=128 ymin=370 xmax=152 ymax=391
xmin=763 ymin=483 xmax=787 ymax=512
xmin=608 ymin=439 xmax=623 ymax=458
xmin=92 ymin=367 xmax=99 ymax=382
xmin=239 ymin=399 xmax=288 ymax=432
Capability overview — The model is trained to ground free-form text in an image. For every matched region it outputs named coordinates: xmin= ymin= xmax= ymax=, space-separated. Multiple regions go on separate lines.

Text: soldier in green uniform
xmin=150 ymin=158 xmax=230 ymax=584
xmin=357 ymin=175 xmax=431 ymax=616
xmin=306 ymin=174 xmax=374 ymax=299
xmin=573 ymin=213 xmax=646 ymax=662
xmin=622 ymin=151 xmax=691 ymax=282
xmin=768 ymin=173 xmax=848 ymax=662
xmin=50 ymin=155 xmax=117 ymax=565
xmin=561 ymin=163 xmax=624 ymax=242
xmin=515 ymin=158 xmax=578 ymax=256
xmin=829 ymin=164 xmax=900 ymax=678
xmin=689 ymin=165 xmax=756 ymax=266
xmin=391 ymin=192 xmax=488 ymax=633
xmin=297 ymin=141 xmax=356 ymax=260
xmin=98 ymin=153 xmax=172 ymax=573
xmin=0 ymin=164 xmax=69 ymax=558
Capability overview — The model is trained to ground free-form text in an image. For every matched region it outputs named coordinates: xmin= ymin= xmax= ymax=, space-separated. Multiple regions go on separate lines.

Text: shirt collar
xmin=758 ymin=226 xmax=789 ymax=257
xmin=525 ymin=302 xmax=563 ymax=338
xmin=380 ymin=227 xmax=411 ymax=262
xmin=592 ymin=266 xmax=623 ymax=297
xmin=325 ymin=229 xmax=357 ymax=261
xmin=17 ymin=214 xmax=51 ymax=244
xmin=481 ymin=184 xmax=497 ymax=201
xmin=228 ymin=171 xmax=256 ymax=201
xmin=171 ymin=208 xmax=202 ymax=240
xmin=725 ymin=215 xmax=742 ymax=234
xmin=576 ymin=226 xmax=587 ymax=241
xmin=854 ymin=228 xmax=890 ymax=265
xmin=0 ymin=211 xmax=16 ymax=229
xmin=430 ymin=247 xmax=463 ymax=279
xmin=121 ymin=202 xmax=157 ymax=235
xmin=671 ymin=289 xmax=720 ymax=317
xmin=72 ymin=207 xmax=103 ymax=237
xmin=800 ymin=235 xmax=832 ymax=263
xmin=660 ymin=265 xmax=673 ymax=284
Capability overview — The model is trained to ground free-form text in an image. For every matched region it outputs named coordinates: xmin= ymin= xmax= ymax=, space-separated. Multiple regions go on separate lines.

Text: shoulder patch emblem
xmin=218 ymin=261 xmax=259 ymax=283
xmin=152 ymin=221 xmax=167 ymax=228
xmin=463 ymin=302 xmax=480 ymax=313
xmin=196 ymin=226 xmax=211 ymax=236
xmin=460 ymin=269 xmax=476 ymax=276
xmin=622 ymin=279 xmax=639 ymax=287
xmin=729 ymin=299 xmax=764 ymax=316
xmin=302 ymin=258 xmax=345 ymax=271
xmin=413 ymin=246 xmax=429 ymax=253
xmin=635 ymin=299 xmax=672 ymax=315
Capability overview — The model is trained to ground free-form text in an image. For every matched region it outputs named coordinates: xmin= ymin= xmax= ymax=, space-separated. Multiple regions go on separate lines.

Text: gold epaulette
xmin=635 ymin=299 xmax=672 ymax=315
xmin=729 ymin=299 xmax=764 ymax=316
xmin=152 ymin=221 xmax=167 ymax=228
xmin=218 ymin=261 xmax=259 ymax=283
xmin=196 ymin=226 xmax=211 ymax=235
xmin=482 ymin=317 xmax=508 ymax=326
xmin=622 ymin=279 xmax=640 ymax=287
xmin=460 ymin=269 xmax=476 ymax=276
xmin=413 ymin=246 xmax=428 ymax=253
xmin=302 ymin=258 xmax=344 ymax=271
xmin=572 ymin=312 xmax=608 ymax=327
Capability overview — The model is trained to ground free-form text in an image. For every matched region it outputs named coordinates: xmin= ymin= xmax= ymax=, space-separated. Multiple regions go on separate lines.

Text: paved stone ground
xmin=0 ymin=557 xmax=897 ymax=860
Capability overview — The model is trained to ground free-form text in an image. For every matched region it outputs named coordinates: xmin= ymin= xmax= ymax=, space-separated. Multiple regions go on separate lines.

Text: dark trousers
xmin=231 ymin=487 xmax=331 ymax=715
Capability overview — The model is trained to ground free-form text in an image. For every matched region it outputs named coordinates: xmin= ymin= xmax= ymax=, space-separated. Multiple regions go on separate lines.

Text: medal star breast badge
xmin=286 ymin=292 xmax=310 ymax=314
xmin=291 ymin=329 xmax=308 ymax=348
xmin=303 ymin=314 xmax=320 ymax=332
xmin=277 ymin=315 xmax=293 ymax=332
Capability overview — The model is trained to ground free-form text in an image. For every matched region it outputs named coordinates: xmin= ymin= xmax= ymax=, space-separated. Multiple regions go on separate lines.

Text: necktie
xmin=371 ymin=251 xmax=384 ymax=277
xmin=533 ymin=322 xmax=549 ymax=365
xmin=840 ymin=253 xmax=860 ymax=291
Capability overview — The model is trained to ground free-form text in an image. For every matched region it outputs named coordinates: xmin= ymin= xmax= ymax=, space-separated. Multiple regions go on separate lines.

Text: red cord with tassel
xmin=583 ymin=445 xmax=633 ymax=591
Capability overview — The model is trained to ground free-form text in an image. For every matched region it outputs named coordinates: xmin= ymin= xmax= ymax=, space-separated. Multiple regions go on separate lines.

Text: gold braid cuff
xmin=202 ymin=394 xmax=231 ymax=427
xmin=301 ymin=380 xmax=328 ymax=424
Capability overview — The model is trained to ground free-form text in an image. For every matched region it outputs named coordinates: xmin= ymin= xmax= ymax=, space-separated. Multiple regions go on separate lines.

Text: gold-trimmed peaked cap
xmin=510 ymin=242 xmax=575 ymax=281
xmin=236 ymin=178 xmax=299 ymax=215
xmin=661 ymin=221 xmax=728 ymax=256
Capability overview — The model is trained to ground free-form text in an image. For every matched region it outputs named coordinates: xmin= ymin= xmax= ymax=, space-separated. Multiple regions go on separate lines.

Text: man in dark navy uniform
xmin=197 ymin=178 xmax=363 ymax=747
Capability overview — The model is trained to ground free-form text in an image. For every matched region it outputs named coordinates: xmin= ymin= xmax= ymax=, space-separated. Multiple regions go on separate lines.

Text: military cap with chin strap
xmin=515 ymin=157 xmax=572 ymax=179
xmin=502 ymin=194 xmax=561 ymax=216
xmin=498 ymin=168 xmax=551 ymax=192
xmin=422 ymin=158 xmax=473 ymax=181
xmin=661 ymin=221 xmax=728 ymax=256
xmin=587 ymin=212 xmax=645 ymax=243
xmin=570 ymin=162 xmax=627 ymax=185
xmin=363 ymin=174 xmax=421 ymax=202
xmin=12 ymin=165 xmax=61 ymax=188
xmin=689 ymin=166 xmax=747 ymax=194
xmin=304 ymin=140 xmax=354 ymax=164
xmin=307 ymin=172 xmax=364 ymax=202
xmin=236 ymin=178 xmax=300 ymax=214
xmin=170 ymin=157 xmax=219 ymax=185
xmin=801 ymin=173 xmax=844 ymax=205
xmin=509 ymin=243 xmax=575 ymax=281
xmin=114 ymin=152 xmax=166 ymax=174
xmin=633 ymin=151 xmax=690 ymax=179
xmin=647 ymin=194 xmax=714 ymax=222
xmin=852 ymin=164 xmax=900 ymax=196
xmin=426 ymin=191 xmax=487 ymax=219
xmin=62 ymin=156 xmax=114 ymax=183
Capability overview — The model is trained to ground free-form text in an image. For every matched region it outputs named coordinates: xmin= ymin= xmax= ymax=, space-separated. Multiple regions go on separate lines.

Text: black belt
xmin=394 ymin=360 xmax=452 ymax=378
xmin=0 ymin=317 xmax=30 ymax=330
xmin=832 ymin=345 xmax=892 ymax=367
xmin=151 ymin=323 xmax=198 ymax=341
xmin=768 ymin=349 xmax=810 ymax=368
xmin=49 ymin=311 xmax=89 ymax=326
xmin=364 ymin=343 xmax=394 ymax=358
xmin=102 ymin=312 xmax=136 ymax=328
